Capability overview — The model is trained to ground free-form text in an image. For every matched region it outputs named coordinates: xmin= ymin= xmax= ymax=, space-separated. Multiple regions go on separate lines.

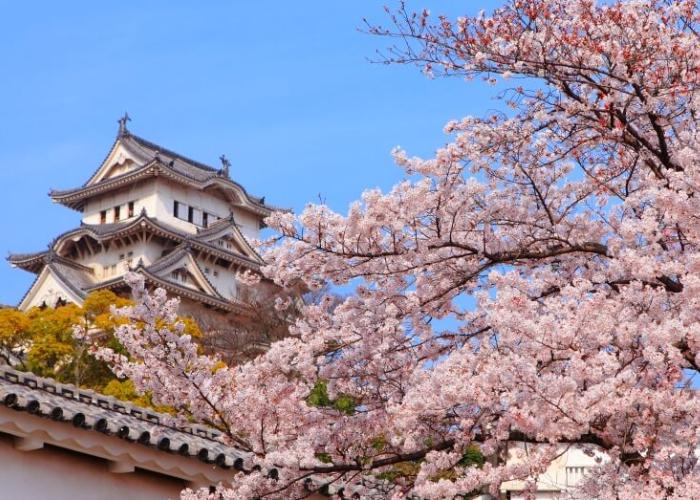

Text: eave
xmin=8 ymin=251 xmax=95 ymax=276
xmin=44 ymin=213 xmax=261 ymax=271
xmin=0 ymin=365 xmax=252 ymax=485
xmin=91 ymin=266 xmax=244 ymax=313
xmin=50 ymin=157 xmax=278 ymax=218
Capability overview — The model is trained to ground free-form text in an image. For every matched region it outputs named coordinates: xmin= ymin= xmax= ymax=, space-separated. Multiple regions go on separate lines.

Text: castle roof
xmin=8 ymin=211 xmax=261 ymax=312
xmin=49 ymin=128 xmax=279 ymax=217
xmin=0 ymin=364 xmax=252 ymax=480
xmin=9 ymin=212 xmax=262 ymax=274
xmin=9 ymin=120 xmax=276 ymax=313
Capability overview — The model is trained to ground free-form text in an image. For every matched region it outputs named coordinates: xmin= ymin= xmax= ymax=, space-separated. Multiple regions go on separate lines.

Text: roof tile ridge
xmin=49 ymin=255 xmax=95 ymax=275
xmin=80 ymin=134 xmax=122 ymax=188
xmin=0 ymin=365 xmax=228 ymax=442
xmin=128 ymin=133 xmax=219 ymax=174
xmin=51 ymin=161 xmax=158 ymax=197
xmin=45 ymin=262 xmax=89 ymax=299
xmin=139 ymin=269 xmax=243 ymax=311
xmin=146 ymin=243 xmax=190 ymax=272
xmin=7 ymin=249 xmax=50 ymax=263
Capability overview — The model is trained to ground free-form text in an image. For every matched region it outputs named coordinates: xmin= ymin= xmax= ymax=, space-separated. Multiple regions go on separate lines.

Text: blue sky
xmin=0 ymin=1 xmax=504 ymax=305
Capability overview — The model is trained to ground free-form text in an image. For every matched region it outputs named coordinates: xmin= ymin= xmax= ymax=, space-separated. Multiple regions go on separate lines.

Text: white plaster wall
xmin=150 ymin=179 xmax=262 ymax=240
xmin=82 ymin=179 xmax=159 ymax=225
xmin=232 ymin=209 xmax=260 ymax=241
xmin=82 ymin=176 xmax=262 ymax=242
xmin=75 ymin=240 xmax=169 ymax=280
xmin=0 ymin=434 xmax=186 ymax=500
xmin=196 ymin=258 xmax=238 ymax=300
xmin=152 ymin=179 xmax=229 ymax=234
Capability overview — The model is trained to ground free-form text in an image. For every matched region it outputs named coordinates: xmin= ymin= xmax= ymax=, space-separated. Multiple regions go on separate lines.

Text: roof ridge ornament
xmin=117 ymin=112 xmax=131 ymax=137
xmin=218 ymin=154 xmax=230 ymax=178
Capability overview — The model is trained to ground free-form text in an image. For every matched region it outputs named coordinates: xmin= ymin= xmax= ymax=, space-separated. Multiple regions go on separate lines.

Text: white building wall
xmin=0 ymin=435 xmax=186 ymax=500
xmin=152 ymin=179 xmax=230 ymax=234
xmin=82 ymin=179 xmax=159 ymax=225
xmin=196 ymin=258 xmax=238 ymax=300
xmin=75 ymin=240 xmax=168 ymax=281
xmin=150 ymin=179 xmax=261 ymax=240
xmin=501 ymin=444 xmax=606 ymax=498
xmin=232 ymin=210 xmax=260 ymax=241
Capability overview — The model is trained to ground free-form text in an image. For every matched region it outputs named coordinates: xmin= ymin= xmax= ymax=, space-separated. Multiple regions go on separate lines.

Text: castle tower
xmin=8 ymin=117 xmax=274 ymax=316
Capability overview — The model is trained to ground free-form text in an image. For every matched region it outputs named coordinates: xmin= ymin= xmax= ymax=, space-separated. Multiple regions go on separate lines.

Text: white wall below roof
xmin=232 ymin=209 xmax=260 ymax=241
xmin=153 ymin=179 xmax=229 ymax=234
xmin=151 ymin=178 xmax=262 ymax=240
xmin=0 ymin=433 xmax=186 ymax=500
xmin=82 ymin=179 xmax=158 ymax=225
xmin=196 ymin=257 xmax=238 ymax=300
xmin=75 ymin=240 xmax=167 ymax=281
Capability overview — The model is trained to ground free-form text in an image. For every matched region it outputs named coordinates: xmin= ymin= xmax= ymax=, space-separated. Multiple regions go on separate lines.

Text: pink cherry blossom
xmin=99 ymin=1 xmax=700 ymax=498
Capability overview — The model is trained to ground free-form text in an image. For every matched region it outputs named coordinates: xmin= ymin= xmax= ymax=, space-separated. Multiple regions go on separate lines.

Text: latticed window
xmin=566 ymin=466 xmax=587 ymax=487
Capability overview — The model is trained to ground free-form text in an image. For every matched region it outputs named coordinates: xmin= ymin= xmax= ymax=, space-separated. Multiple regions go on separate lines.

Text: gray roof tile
xmin=0 ymin=365 xmax=249 ymax=468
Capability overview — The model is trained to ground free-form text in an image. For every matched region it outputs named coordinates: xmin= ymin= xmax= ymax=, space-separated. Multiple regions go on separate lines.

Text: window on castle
xmin=173 ymin=200 xmax=180 ymax=218
xmin=202 ymin=212 xmax=209 ymax=228
xmin=114 ymin=206 xmax=121 ymax=222
xmin=204 ymin=267 xmax=210 ymax=274
xmin=128 ymin=201 xmax=135 ymax=218
xmin=171 ymin=270 xmax=188 ymax=282
xmin=565 ymin=467 xmax=588 ymax=487
xmin=103 ymin=264 xmax=118 ymax=277
xmin=188 ymin=206 xmax=194 ymax=223
xmin=100 ymin=210 xmax=107 ymax=224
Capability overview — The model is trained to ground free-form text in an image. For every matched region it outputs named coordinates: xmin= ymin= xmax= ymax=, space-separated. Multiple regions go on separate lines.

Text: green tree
xmin=1 ymin=290 xmax=201 ymax=406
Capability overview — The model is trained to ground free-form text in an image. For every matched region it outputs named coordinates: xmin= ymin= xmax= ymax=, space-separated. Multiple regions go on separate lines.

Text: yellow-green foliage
xmin=0 ymin=308 xmax=30 ymax=359
xmin=1 ymin=290 xmax=201 ymax=409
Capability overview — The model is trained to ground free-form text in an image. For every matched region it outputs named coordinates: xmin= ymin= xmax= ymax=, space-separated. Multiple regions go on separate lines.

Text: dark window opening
xmin=114 ymin=206 xmax=121 ymax=222
xmin=128 ymin=201 xmax=135 ymax=218
xmin=100 ymin=210 xmax=107 ymax=224
xmin=188 ymin=206 xmax=194 ymax=223
xmin=202 ymin=212 xmax=209 ymax=228
xmin=173 ymin=200 xmax=179 ymax=218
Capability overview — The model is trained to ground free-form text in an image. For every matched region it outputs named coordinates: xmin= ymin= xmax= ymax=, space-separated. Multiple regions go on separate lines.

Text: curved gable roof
xmin=50 ymin=130 xmax=279 ymax=217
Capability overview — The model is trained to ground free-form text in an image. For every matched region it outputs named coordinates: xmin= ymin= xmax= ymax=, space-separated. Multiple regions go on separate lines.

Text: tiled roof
xmin=126 ymin=133 xmax=220 ymax=181
xmin=7 ymin=250 xmax=50 ymax=264
xmin=50 ymin=130 xmax=282 ymax=215
xmin=48 ymin=261 xmax=97 ymax=299
xmin=0 ymin=365 xmax=251 ymax=470
xmin=8 ymin=214 xmax=258 ymax=312
xmin=10 ymin=213 xmax=261 ymax=273
xmin=87 ymin=265 xmax=243 ymax=313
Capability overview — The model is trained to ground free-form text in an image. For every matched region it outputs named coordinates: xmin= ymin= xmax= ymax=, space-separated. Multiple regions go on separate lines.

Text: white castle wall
xmin=195 ymin=257 xmax=238 ymax=300
xmin=82 ymin=180 xmax=159 ymax=225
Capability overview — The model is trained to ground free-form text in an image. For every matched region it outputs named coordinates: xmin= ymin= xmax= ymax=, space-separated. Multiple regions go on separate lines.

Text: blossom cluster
xmin=105 ymin=1 xmax=700 ymax=498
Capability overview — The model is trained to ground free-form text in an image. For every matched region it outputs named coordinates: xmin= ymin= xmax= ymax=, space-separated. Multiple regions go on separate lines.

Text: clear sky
xmin=0 ymin=1 xmax=504 ymax=305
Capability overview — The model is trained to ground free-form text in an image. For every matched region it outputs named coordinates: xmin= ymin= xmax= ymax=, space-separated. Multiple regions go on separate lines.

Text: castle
xmin=8 ymin=115 xmax=273 ymax=317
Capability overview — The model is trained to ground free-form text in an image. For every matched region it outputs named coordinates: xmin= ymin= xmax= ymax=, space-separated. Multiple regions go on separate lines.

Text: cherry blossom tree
xmin=97 ymin=1 xmax=700 ymax=498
